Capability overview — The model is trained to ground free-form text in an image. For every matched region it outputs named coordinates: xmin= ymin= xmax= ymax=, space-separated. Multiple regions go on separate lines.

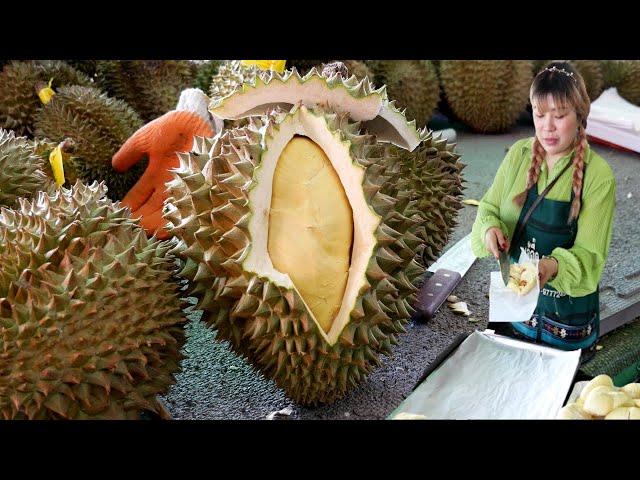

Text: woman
xmin=470 ymin=61 xmax=616 ymax=360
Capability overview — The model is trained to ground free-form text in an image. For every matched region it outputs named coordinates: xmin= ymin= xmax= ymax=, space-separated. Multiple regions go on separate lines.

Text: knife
xmin=414 ymin=234 xmax=477 ymax=322
xmin=498 ymin=248 xmax=511 ymax=287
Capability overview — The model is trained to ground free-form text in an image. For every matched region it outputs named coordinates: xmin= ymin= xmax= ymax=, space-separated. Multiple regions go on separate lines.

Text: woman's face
xmin=532 ymin=94 xmax=579 ymax=159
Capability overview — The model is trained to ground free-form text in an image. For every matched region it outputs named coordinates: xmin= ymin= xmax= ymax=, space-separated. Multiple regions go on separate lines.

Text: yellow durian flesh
xmin=579 ymin=374 xmax=614 ymax=401
xmin=507 ymin=261 xmax=537 ymax=295
xmin=583 ymin=385 xmax=616 ymax=416
xmin=268 ymin=136 xmax=353 ymax=333
xmin=557 ymin=403 xmax=592 ymax=419
xmin=605 ymin=407 xmax=640 ymax=420
xmin=621 ymin=383 xmax=640 ymax=399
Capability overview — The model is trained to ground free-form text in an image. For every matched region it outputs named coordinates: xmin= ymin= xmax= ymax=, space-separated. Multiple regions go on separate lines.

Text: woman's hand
xmin=538 ymin=257 xmax=559 ymax=287
xmin=484 ymin=227 xmax=510 ymax=259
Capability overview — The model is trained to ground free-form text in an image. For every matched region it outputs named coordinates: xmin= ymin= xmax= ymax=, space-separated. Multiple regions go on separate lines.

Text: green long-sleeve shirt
xmin=470 ymin=137 xmax=616 ymax=298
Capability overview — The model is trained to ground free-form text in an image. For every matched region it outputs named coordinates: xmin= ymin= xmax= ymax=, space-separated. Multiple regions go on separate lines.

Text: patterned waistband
xmin=522 ymin=314 xmax=596 ymax=341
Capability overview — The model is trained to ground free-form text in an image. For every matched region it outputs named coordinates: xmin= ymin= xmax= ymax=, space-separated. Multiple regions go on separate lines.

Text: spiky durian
xmin=208 ymin=60 xmax=260 ymax=103
xmin=440 ymin=60 xmax=533 ymax=133
xmin=600 ymin=60 xmax=640 ymax=105
xmin=0 ymin=129 xmax=53 ymax=207
xmin=66 ymin=60 xmax=98 ymax=78
xmin=0 ymin=60 xmax=91 ymax=137
xmin=166 ymin=68 xmax=464 ymax=405
xmin=368 ymin=60 xmax=440 ymax=127
xmin=193 ymin=60 xmax=223 ymax=92
xmin=533 ymin=60 xmax=604 ymax=101
xmin=34 ymin=85 xmax=146 ymax=201
xmin=0 ymin=181 xmax=186 ymax=419
xmin=95 ymin=60 xmax=195 ymax=122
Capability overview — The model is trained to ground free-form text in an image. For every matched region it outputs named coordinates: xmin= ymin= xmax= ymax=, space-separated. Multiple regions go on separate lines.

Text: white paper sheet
xmin=389 ymin=330 xmax=581 ymax=420
xmin=489 ymin=249 xmax=539 ymax=323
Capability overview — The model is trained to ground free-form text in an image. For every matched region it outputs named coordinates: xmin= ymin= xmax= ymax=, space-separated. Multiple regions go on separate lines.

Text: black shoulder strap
xmin=510 ymin=159 xmax=574 ymax=254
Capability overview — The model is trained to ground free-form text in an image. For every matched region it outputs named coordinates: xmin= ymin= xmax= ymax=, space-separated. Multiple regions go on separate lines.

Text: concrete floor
xmin=160 ymin=121 xmax=640 ymax=420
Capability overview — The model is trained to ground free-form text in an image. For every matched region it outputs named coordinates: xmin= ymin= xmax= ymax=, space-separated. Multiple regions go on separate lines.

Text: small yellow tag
xmin=240 ymin=60 xmax=286 ymax=73
xmin=462 ymin=199 xmax=480 ymax=206
xmin=38 ymin=78 xmax=55 ymax=105
xmin=49 ymin=145 xmax=65 ymax=186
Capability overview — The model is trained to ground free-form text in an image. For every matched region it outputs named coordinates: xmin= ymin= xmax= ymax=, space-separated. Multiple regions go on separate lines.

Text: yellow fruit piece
xmin=621 ymin=383 xmax=640 ymax=399
xmin=269 ymin=136 xmax=353 ymax=334
xmin=557 ymin=403 xmax=591 ymax=419
xmin=506 ymin=261 xmax=537 ymax=295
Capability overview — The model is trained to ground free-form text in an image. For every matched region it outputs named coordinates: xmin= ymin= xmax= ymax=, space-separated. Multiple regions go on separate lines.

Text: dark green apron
xmin=508 ymin=162 xmax=599 ymax=351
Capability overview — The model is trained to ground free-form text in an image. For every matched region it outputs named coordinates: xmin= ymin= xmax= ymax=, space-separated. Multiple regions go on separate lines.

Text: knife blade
xmin=415 ymin=234 xmax=477 ymax=322
xmin=498 ymin=248 xmax=511 ymax=286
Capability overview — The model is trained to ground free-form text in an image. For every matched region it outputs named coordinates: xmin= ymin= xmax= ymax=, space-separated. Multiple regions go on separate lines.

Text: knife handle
xmin=414 ymin=268 xmax=462 ymax=322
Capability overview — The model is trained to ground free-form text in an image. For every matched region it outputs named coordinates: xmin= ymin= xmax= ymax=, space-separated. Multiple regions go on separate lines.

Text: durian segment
xmin=579 ymin=374 xmax=614 ymax=401
xmin=557 ymin=403 xmax=592 ymax=419
xmin=621 ymin=383 xmax=640 ymax=399
xmin=605 ymin=407 xmax=640 ymax=420
xmin=244 ymin=106 xmax=380 ymax=346
xmin=583 ymin=385 xmax=616 ymax=416
xmin=269 ymin=136 xmax=353 ymax=334
xmin=507 ymin=262 xmax=537 ymax=295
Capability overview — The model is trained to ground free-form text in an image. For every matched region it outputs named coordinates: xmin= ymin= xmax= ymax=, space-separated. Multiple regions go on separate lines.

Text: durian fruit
xmin=66 ymin=60 xmax=99 ymax=78
xmin=368 ymin=60 xmax=441 ymax=127
xmin=208 ymin=60 xmax=260 ymax=104
xmin=95 ymin=60 xmax=196 ymax=122
xmin=193 ymin=60 xmax=223 ymax=92
xmin=440 ymin=60 xmax=533 ymax=133
xmin=0 ymin=60 xmax=91 ymax=137
xmin=600 ymin=60 xmax=640 ymax=105
xmin=166 ymin=68 xmax=464 ymax=405
xmin=533 ymin=60 xmax=603 ymax=101
xmin=507 ymin=262 xmax=537 ymax=296
xmin=339 ymin=60 xmax=374 ymax=82
xmin=0 ymin=181 xmax=186 ymax=419
xmin=34 ymin=85 xmax=146 ymax=201
xmin=0 ymin=129 xmax=53 ymax=207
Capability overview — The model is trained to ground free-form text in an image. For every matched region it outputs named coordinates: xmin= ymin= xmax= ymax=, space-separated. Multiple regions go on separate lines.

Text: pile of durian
xmin=557 ymin=375 xmax=640 ymax=420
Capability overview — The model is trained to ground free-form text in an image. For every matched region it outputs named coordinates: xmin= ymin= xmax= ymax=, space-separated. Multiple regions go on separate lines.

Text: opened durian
xmin=440 ymin=60 xmax=533 ymax=133
xmin=507 ymin=262 xmax=537 ymax=296
xmin=165 ymin=66 xmax=464 ymax=405
xmin=0 ymin=60 xmax=91 ymax=137
xmin=34 ymin=85 xmax=146 ymax=201
xmin=0 ymin=129 xmax=53 ymax=207
xmin=0 ymin=181 xmax=186 ymax=419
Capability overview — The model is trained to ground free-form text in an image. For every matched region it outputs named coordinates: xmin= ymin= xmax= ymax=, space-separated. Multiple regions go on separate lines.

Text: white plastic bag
xmin=489 ymin=248 xmax=539 ymax=323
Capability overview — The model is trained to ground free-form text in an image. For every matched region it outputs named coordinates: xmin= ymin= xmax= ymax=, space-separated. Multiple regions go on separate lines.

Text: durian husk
xmin=440 ymin=60 xmax=533 ymax=133
xmin=0 ymin=60 xmax=91 ymax=137
xmin=34 ymin=85 xmax=147 ymax=201
xmin=95 ymin=60 xmax=196 ymax=122
xmin=0 ymin=181 xmax=187 ymax=420
xmin=164 ymin=107 xmax=463 ymax=405
xmin=0 ymin=129 xmax=54 ymax=207
xmin=368 ymin=60 xmax=441 ymax=128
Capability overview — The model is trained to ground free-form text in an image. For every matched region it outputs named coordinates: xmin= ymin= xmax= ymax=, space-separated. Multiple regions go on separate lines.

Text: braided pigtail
xmin=513 ymin=136 xmax=545 ymax=207
xmin=568 ymin=124 xmax=587 ymax=224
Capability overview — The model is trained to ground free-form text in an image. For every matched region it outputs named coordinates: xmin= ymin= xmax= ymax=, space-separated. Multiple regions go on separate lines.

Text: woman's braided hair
xmin=513 ymin=61 xmax=591 ymax=224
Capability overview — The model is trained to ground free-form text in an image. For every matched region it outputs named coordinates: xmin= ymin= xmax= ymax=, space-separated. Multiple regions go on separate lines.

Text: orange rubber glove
xmin=112 ymin=110 xmax=214 ymax=239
